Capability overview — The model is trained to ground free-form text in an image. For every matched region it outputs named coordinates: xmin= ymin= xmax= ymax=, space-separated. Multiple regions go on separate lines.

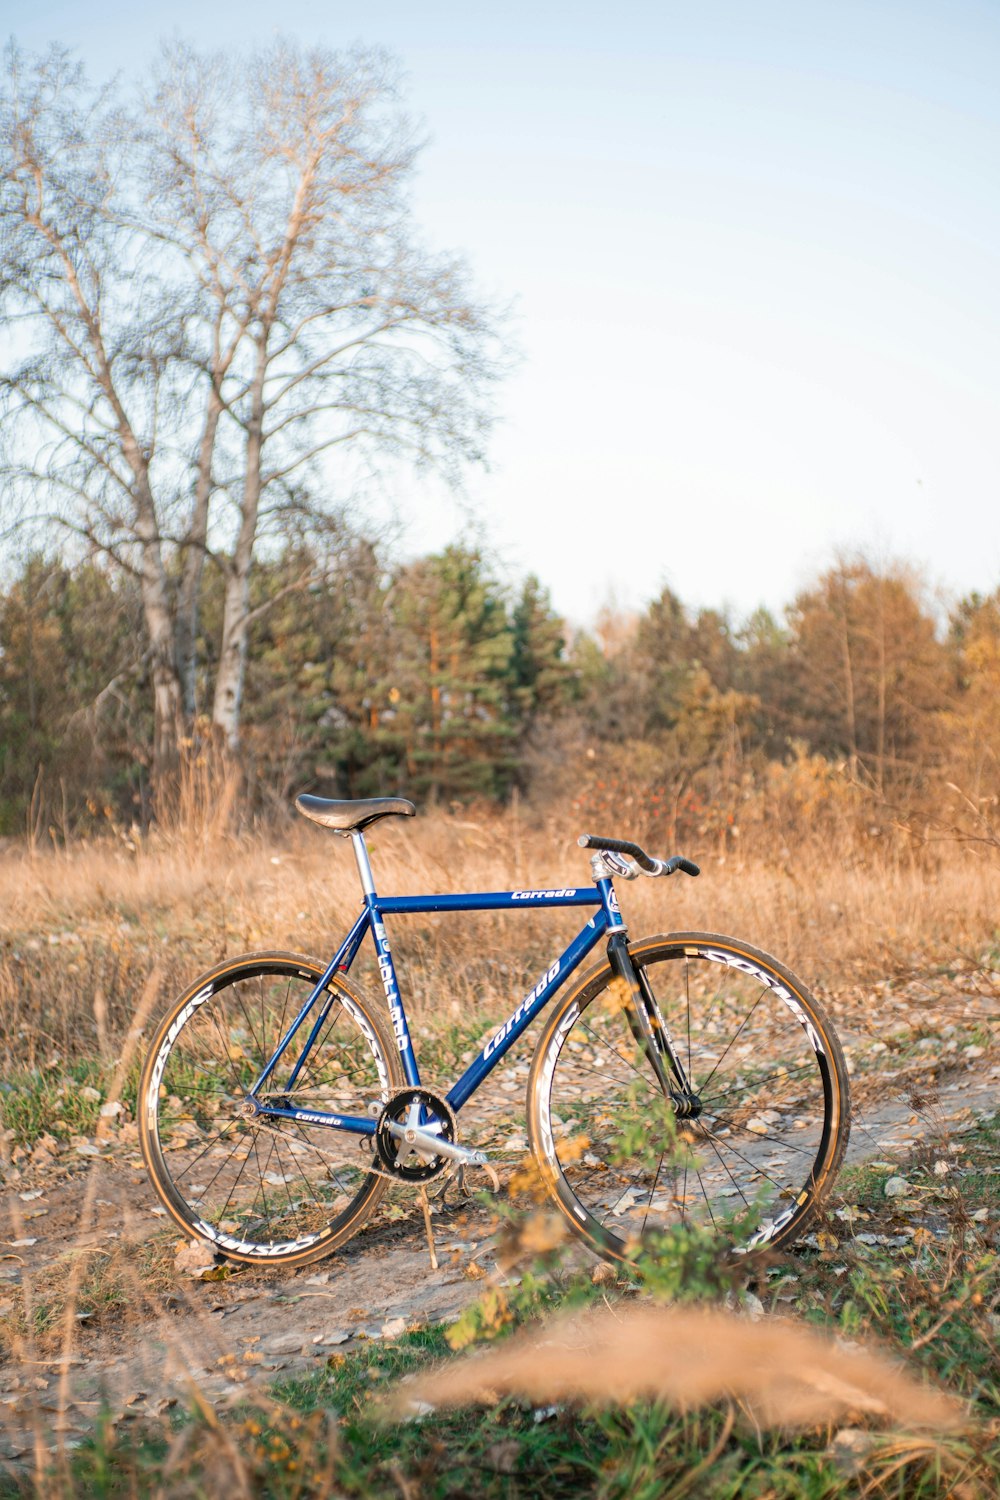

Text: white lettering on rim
xmin=695 ymin=948 xmax=827 ymax=1057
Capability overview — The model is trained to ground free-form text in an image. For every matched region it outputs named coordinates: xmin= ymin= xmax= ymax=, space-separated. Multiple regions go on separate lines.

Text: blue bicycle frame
xmin=248 ymin=829 xmax=627 ymax=1137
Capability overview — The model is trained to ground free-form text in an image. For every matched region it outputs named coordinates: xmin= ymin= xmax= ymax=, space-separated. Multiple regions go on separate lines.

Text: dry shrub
xmin=391 ymin=1303 xmax=964 ymax=1432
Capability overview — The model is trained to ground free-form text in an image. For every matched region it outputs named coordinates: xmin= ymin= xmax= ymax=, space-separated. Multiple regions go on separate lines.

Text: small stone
xmin=79 ymin=1086 xmax=102 ymax=1103
xmin=261 ymin=1332 xmax=307 ymax=1356
xmin=485 ymin=1439 xmax=522 ymax=1473
xmin=743 ymin=1291 xmax=765 ymax=1321
xmin=399 ymin=1399 xmax=435 ymax=1421
xmin=884 ymin=1177 xmax=910 ymax=1198
xmin=381 ymin=1317 xmax=407 ymax=1339
xmin=831 ymin=1427 xmax=875 ymax=1476
xmin=933 ymin=1161 xmax=950 ymax=1176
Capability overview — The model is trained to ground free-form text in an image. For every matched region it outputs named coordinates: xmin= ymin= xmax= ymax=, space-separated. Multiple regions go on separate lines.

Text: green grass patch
xmin=0 ymin=1058 xmax=112 ymax=1148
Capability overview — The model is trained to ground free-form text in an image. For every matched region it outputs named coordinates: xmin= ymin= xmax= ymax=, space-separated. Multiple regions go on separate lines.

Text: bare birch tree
xmin=0 ymin=38 xmax=502 ymax=796
xmin=148 ymin=41 xmax=500 ymax=748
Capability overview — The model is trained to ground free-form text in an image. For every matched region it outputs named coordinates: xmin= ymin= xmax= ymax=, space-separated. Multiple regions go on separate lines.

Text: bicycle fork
xmin=606 ymin=932 xmax=702 ymax=1119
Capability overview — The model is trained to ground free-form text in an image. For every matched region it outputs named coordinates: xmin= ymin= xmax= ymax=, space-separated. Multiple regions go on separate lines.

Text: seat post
xmin=350 ymin=830 xmax=377 ymax=897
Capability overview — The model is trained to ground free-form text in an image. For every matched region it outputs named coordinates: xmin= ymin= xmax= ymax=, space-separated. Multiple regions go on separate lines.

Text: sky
xmin=9 ymin=0 xmax=1000 ymax=628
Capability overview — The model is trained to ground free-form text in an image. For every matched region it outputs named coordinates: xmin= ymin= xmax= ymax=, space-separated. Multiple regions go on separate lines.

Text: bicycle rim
xmin=528 ymin=932 xmax=850 ymax=1263
xmin=139 ymin=953 xmax=402 ymax=1265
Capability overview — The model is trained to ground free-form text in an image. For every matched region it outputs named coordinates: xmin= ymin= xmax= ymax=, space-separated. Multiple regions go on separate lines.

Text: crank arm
xmin=384 ymin=1121 xmax=488 ymax=1166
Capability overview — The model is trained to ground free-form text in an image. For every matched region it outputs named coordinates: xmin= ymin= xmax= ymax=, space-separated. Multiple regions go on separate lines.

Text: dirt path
xmin=1 ymin=1054 xmax=998 ymax=1467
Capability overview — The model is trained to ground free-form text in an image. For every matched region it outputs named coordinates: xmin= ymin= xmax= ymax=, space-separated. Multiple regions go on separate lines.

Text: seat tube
xmin=353 ymin=831 xmax=420 ymax=1086
xmin=351 ymin=831 xmax=377 ymax=897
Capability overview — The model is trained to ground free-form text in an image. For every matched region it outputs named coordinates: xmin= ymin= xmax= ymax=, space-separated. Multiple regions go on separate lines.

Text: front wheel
xmin=527 ymin=932 xmax=850 ymax=1265
xmin=139 ymin=953 xmax=404 ymax=1266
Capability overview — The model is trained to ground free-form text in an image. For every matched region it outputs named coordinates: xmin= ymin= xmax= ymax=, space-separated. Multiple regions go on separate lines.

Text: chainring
xmin=374 ymin=1087 xmax=457 ymax=1181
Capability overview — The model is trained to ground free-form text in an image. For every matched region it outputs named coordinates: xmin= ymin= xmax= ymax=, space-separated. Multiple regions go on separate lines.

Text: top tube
xmin=349 ymin=827 xmax=609 ymax=913
xmin=376 ymin=889 xmax=603 ymax=914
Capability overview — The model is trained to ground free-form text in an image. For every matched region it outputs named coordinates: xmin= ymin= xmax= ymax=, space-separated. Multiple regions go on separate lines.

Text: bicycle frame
xmin=248 ymin=830 xmax=629 ymax=1137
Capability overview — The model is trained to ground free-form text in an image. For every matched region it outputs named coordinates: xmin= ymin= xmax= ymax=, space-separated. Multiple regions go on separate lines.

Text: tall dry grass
xmin=1 ymin=803 xmax=999 ymax=1074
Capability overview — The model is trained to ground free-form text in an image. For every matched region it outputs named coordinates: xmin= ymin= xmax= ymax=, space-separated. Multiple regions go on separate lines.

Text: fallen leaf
xmin=174 ymin=1238 xmax=223 ymax=1279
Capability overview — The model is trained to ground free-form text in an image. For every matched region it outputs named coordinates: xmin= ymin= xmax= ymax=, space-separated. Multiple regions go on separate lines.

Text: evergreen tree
xmin=509 ymin=575 xmax=571 ymax=726
xmin=387 ymin=547 xmax=516 ymax=801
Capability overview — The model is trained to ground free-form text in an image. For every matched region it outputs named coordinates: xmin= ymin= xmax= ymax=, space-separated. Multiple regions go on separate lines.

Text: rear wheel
xmin=139 ymin=953 xmax=403 ymax=1266
xmin=527 ymin=932 xmax=850 ymax=1264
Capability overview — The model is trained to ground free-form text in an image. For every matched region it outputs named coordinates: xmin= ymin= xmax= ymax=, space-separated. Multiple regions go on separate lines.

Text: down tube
xmin=447 ymin=913 xmax=609 ymax=1113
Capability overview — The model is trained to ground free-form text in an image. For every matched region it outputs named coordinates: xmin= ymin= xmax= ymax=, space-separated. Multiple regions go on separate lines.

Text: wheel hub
xmin=670 ymin=1090 xmax=702 ymax=1120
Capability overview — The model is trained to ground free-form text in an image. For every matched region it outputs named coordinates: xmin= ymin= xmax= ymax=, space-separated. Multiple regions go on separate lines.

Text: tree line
xmin=1 ymin=543 xmax=998 ymax=848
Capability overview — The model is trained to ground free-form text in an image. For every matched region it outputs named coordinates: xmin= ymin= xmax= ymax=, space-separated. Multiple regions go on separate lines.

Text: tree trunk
xmin=177 ymin=391 xmax=222 ymax=720
xmin=874 ymin=574 xmax=887 ymax=796
xmin=134 ymin=490 xmax=184 ymax=801
xmin=836 ymin=580 xmax=858 ymax=779
xmin=212 ymin=341 xmax=266 ymax=751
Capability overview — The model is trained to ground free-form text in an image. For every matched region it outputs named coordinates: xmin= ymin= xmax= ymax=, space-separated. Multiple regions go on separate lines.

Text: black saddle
xmin=294 ymin=794 xmax=416 ymax=833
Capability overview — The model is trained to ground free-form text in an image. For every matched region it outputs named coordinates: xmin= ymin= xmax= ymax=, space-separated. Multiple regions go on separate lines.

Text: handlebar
xmin=577 ymin=833 xmax=700 ymax=879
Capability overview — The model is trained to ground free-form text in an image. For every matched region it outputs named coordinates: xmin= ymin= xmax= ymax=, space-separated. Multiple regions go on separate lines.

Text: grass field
xmin=1 ymin=808 xmax=998 ymax=1495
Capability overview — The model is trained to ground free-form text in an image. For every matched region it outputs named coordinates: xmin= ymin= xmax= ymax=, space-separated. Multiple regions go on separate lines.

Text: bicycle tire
xmin=527 ymin=931 xmax=850 ymax=1264
xmin=139 ymin=952 xmax=404 ymax=1267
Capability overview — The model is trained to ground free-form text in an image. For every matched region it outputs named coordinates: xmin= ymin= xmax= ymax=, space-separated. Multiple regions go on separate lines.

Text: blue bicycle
xmin=139 ymin=796 xmax=850 ymax=1268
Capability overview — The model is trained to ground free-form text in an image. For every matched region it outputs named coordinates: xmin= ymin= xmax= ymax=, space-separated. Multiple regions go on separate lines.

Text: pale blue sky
xmin=9 ymin=1 xmax=1000 ymax=625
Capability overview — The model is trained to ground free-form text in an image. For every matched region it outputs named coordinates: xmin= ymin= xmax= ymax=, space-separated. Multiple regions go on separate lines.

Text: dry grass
xmin=389 ymin=1302 xmax=965 ymax=1431
xmin=1 ymin=805 xmax=998 ymax=1074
